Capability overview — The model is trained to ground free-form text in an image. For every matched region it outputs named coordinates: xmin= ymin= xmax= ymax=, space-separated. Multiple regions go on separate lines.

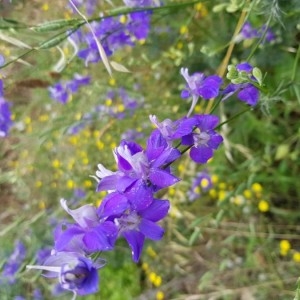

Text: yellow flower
xmin=41 ymin=3 xmax=49 ymax=11
xmin=149 ymin=272 xmax=157 ymax=284
xmin=251 ymin=183 xmax=263 ymax=193
xmin=279 ymin=240 xmax=291 ymax=256
xmin=66 ymin=180 xmax=75 ymax=189
xmin=146 ymin=246 xmax=157 ymax=258
xmin=209 ymin=189 xmax=217 ymax=199
xmin=84 ymin=180 xmax=93 ymax=188
xmin=156 ymin=291 xmax=164 ymax=300
xmin=119 ymin=15 xmax=127 ymax=24
xmin=168 ymin=187 xmax=176 ymax=196
xmin=200 ymin=178 xmax=210 ymax=189
xmin=258 ymin=200 xmax=269 ymax=212
xmin=105 ymin=98 xmax=113 ymax=106
xmin=52 ymin=159 xmax=61 ymax=168
xmin=39 ymin=114 xmax=49 ymax=122
xmin=154 ymin=275 xmax=162 ymax=287
xmin=142 ymin=262 xmax=149 ymax=272
xmin=293 ymin=252 xmax=300 ymax=263
xmin=35 ymin=181 xmax=43 ymax=188
xmin=211 ymin=175 xmax=219 ymax=184
xmin=218 ymin=182 xmax=227 ymax=190
xmin=109 ymin=78 xmax=116 ymax=86
xmin=243 ymin=189 xmax=252 ymax=199
xmin=218 ymin=190 xmax=227 ymax=201
xmin=180 ymin=25 xmax=188 ymax=35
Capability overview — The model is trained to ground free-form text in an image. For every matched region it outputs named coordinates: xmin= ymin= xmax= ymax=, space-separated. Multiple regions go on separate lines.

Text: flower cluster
xmin=48 ymin=73 xmax=90 ymax=104
xmin=1 ymin=241 xmax=26 ymax=284
xmin=223 ymin=62 xmax=261 ymax=106
xmin=180 ymin=68 xmax=223 ymax=116
xmin=0 ymin=78 xmax=13 ymax=137
xmin=76 ymin=11 xmax=152 ymax=66
xmin=235 ymin=21 xmax=276 ymax=44
xmin=187 ymin=171 xmax=213 ymax=201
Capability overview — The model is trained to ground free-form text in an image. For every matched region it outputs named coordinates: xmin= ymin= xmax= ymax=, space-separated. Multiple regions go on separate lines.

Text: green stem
xmin=291 ymin=44 xmax=300 ymax=82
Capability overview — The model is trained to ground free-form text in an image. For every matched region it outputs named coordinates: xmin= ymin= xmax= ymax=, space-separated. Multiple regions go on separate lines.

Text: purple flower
xmin=223 ymin=63 xmax=260 ymax=106
xmin=0 ymin=79 xmax=13 ymax=137
xmin=27 ymin=251 xmax=104 ymax=297
xmin=180 ymin=68 xmax=222 ymax=116
xmin=188 ymin=171 xmax=213 ymax=201
xmin=181 ymin=115 xmax=223 ymax=164
xmin=121 ymin=129 xmax=144 ymax=141
xmin=149 ymin=115 xmax=197 ymax=146
xmin=48 ymin=83 xmax=69 ymax=104
xmin=2 ymin=241 xmax=26 ymax=284
xmin=96 ymin=140 xmax=180 ymax=208
xmin=54 ymin=199 xmax=118 ymax=253
xmin=98 ymin=192 xmax=169 ymax=262
xmin=235 ymin=22 xmax=275 ymax=44
xmin=123 ymin=0 xmax=161 ymax=7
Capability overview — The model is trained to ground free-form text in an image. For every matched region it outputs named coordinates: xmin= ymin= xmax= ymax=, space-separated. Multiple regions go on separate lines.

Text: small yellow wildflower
xmin=84 ymin=180 xmax=93 ymax=188
xmin=66 ymin=180 xmax=75 ymax=189
xmin=39 ymin=114 xmax=49 ymax=122
xmin=24 ymin=116 xmax=32 ymax=125
xmin=232 ymin=195 xmax=244 ymax=206
xmin=200 ymin=178 xmax=210 ymax=189
xmin=109 ymin=78 xmax=116 ymax=86
xmin=176 ymin=42 xmax=183 ymax=49
xmin=96 ymin=140 xmax=104 ymax=150
xmin=149 ymin=272 xmax=157 ymax=284
xmin=146 ymin=246 xmax=157 ymax=258
xmin=142 ymin=262 xmax=149 ymax=272
xmin=117 ymin=103 xmax=125 ymax=112
xmin=41 ymin=3 xmax=49 ymax=11
xmin=218 ymin=190 xmax=227 ymax=201
xmin=82 ymin=158 xmax=89 ymax=165
xmin=280 ymin=240 xmax=291 ymax=256
xmin=35 ymin=181 xmax=43 ymax=188
xmin=95 ymin=199 xmax=102 ymax=207
xmin=178 ymin=163 xmax=185 ymax=172
xmin=52 ymin=159 xmax=61 ymax=168
xmin=211 ymin=175 xmax=219 ymax=184
xmin=168 ymin=187 xmax=176 ymax=196
xmin=154 ymin=275 xmax=162 ymax=287
xmin=180 ymin=25 xmax=188 ymax=35
xmin=251 ymin=183 xmax=263 ymax=193
xmin=194 ymin=104 xmax=202 ymax=113
xmin=218 ymin=182 xmax=227 ymax=190
xmin=138 ymin=39 xmax=146 ymax=45
xmin=243 ymin=189 xmax=252 ymax=199
xmin=39 ymin=201 xmax=46 ymax=210
xmin=258 ymin=200 xmax=269 ymax=212
xmin=119 ymin=15 xmax=127 ymax=24
xmin=293 ymin=252 xmax=300 ymax=263
xmin=193 ymin=186 xmax=200 ymax=194
xmin=105 ymin=98 xmax=113 ymax=106
xmin=209 ymin=189 xmax=217 ymax=199
xmin=156 ymin=291 xmax=164 ymax=300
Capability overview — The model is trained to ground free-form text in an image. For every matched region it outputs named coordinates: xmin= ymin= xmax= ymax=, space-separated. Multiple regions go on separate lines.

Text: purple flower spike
xmin=0 ymin=79 xmax=13 ymax=137
xmin=182 ymin=114 xmax=223 ymax=164
xmin=27 ymin=252 xmax=105 ymax=297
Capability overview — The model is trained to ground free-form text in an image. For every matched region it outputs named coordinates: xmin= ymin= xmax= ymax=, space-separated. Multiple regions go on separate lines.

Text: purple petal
xmin=96 ymin=174 xmax=119 ymax=192
xmin=126 ymin=182 xmax=153 ymax=211
xmin=55 ymin=225 xmax=85 ymax=253
xmin=139 ymin=199 xmax=170 ymax=222
xmin=207 ymin=133 xmax=223 ymax=149
xmin=139 ymin=219 xmax=164 ymax=240
xmin=237 ymin=85 xmax=259 ymax=106
xmin=236 ymin=62 xmax=253 ymax=73
xmin=194 ymin=114 xmax=220 ymax=131
xmin=149 ymin=169 xmax=179 ymax=189
xmin=60 ymin=199 xmax=99 ymax=228
xmin=123 ymin=230 xmax=145 ymax=262
xmin=83 ymin=222 xmax=117 ymax=252
xmin=97 ymin=192 xmax=129 ymax=218
xmin=190 ymin=146 xmax=213 ymax=164
xmin=77 ymin=268 xmax=99 ymax=295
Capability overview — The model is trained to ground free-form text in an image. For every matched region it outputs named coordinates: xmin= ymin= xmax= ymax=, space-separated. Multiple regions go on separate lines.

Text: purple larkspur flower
xmin=96 ymin=139 xmax=180 ymax=209
xmin=235 ymin=21 xmax=275 ymax=44
xmin=0 ymin=79 xmax=13 ymax=137
xmin=54 ymin=199 xmax=118 ymax=254
xmin=2 ymin=241 xmax=26 ymax=284
xmin=121 ymin=129 xmax=144 ymax=141
xmin=188 ymin=171 xmax=213 ymax=201
xmin=48 ymin=83 xmax=69 ymax=104
xmin=98 ymin=192 xmax=169 ymax=262
xmin=123 ymin=0 xmax=161 ymax=7
xmin=149 ymin=114 xmax=197 ymax=146
xmin=27 ymin=251 xmax=105 ymax=297
xmin=76 ymin=11 xmax=152 ymax=65
xmin=223 ymin=62 xmax=260 ymax=106
xmin=180 ymin=68 xmax=222 ymax=116
xmin=33 ymin=288 xmax=44 ymax=300
xmin=181 ymin=114 xmax=223 ymax=164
